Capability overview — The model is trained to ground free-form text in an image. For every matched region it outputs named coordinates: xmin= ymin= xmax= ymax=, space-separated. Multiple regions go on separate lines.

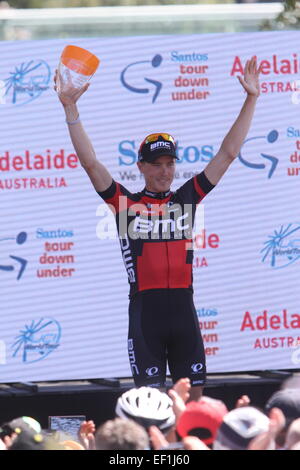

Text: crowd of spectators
xmin=1 ymin=376 xmax=300 ymax=451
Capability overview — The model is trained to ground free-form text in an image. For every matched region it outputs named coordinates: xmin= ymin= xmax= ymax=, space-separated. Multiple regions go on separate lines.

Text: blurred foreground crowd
xmin=1 ymin=376 xmax=300 ymax=451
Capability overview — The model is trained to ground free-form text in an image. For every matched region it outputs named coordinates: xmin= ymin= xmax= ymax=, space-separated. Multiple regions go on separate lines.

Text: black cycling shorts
xmin=127 ymin=288 xmax=206 ymax=388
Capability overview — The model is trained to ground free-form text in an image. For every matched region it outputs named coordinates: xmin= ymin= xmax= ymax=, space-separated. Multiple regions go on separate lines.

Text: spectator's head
xmin=0 ymin=416 xmax=41 ymax=441
xmin=8 ymin=429 xmax=46 ymax=450
xmin=115 ymin=386 xmax=175 ymax=434
xmin=281 ymin=375 xmax=300 ymax=391
xmin=176 ymin=397 xmax=228 ymax=446
xmin=265 ymin=388 xmax=300 ymax=448
xmin=213 ymin=406 xmax=270 ymax=450
xmin=265 ymin=388 xmax=300 ymax=428
xmin=285 ymin=418 xmax=300 ymax=450
xmin=95 ymin=418 xmax=149 ymax=450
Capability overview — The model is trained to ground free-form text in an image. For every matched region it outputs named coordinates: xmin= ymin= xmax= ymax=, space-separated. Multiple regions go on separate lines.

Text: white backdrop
xmin=0 ymin=31 xmax=300 ymax=382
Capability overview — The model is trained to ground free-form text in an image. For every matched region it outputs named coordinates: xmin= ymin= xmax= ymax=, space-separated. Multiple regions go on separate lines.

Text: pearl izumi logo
xmin=150 ymin=141 xmax=171 ymax=151
xmin=146 ymin=367 xmax=159 ymax=377
xmin=191 ymin=363 xmax=203 ymax=374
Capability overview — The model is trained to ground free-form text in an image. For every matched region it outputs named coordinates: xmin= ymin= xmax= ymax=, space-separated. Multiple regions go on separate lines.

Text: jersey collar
xmin=142 ymin=187 xmax=171 ymax=199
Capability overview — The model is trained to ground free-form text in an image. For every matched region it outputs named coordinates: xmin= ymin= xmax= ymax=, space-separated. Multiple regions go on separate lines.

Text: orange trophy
xmin=58 ymin=45 xmax=100 ymax=91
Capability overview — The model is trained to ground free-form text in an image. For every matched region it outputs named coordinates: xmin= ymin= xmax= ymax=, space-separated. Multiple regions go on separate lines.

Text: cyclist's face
xmin=137 ymin=155 xmax=176 ymax=192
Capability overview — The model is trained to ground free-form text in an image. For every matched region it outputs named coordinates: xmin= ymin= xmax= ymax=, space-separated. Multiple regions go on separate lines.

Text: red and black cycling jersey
xmin=97 ymin=171 xmax=214 ymax=297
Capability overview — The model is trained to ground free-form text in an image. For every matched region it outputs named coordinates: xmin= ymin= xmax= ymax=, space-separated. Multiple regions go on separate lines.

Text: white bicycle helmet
xmin=115 ymin=387 xmax=175 ymax=433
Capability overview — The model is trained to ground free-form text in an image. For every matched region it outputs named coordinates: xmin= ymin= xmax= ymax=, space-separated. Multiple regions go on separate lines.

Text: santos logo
xmin=118 ymin=140 xmax=213 ymax=166
xmin=146 ymin=367 xmax=159 ymax=376
xmin=191 ymin=363 xmax=203 ymax=373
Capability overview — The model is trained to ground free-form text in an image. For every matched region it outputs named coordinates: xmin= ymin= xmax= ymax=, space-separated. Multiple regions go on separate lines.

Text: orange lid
xmin=61 ymin=45 xmax=100 ymax=76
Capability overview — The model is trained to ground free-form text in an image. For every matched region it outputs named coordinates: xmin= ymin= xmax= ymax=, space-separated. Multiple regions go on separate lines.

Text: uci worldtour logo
xmin=238 ymin=130 xmax=279 ymax=179
xmin=11 ymin=318 xmax=61 ymax=363
xmin=261 ymin=223 xmax=300 ymax=269
xmin=120 ymin=54 xmax=163 ymax=103
xmin=1 ymin=60 xmax=50 ymax=106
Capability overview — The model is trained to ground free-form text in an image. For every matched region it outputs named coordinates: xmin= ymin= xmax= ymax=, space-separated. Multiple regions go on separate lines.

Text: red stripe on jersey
xmin=105 ymin=183 xmax=145 ymax=214
xmin=104 ymin=183 xmax=123 ymax=211
xmin=193 ymin=175 xmax=206 ymax=200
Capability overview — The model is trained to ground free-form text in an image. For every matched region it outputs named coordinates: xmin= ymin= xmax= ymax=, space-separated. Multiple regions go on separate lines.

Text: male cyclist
xmin=55 ymin=56 xmax=261 ymax=400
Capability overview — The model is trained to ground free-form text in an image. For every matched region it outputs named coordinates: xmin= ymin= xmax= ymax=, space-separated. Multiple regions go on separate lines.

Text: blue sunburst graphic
xmin=261 ymin=224 xmax=300 ymax=268
xmin=11 ymin=318 xmax=61 ymax=363
xmin=4 ymin=60 xmax=50 ymax=105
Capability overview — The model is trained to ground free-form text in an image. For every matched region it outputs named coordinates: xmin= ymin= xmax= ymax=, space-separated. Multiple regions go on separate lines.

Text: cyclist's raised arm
xmin=54 ymin=69 xmax=113 ymax=193
xmin=204 ymin=56 xmax=261 ymax=186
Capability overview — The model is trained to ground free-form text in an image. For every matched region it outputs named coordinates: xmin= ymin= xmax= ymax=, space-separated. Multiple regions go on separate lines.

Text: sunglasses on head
xmin=144 ymin=133 xmax=176 ymax=145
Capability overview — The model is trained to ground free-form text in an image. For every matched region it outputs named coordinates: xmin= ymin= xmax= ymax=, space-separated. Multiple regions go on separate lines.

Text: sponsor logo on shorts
xmin=192 ymin=380 xmax=205 ymax=385
xmin=191 ymin=362 xmax=204 ymax=374
xmin=128 ymin=338 xmax=139 ymax=375
xmin=146 ymin=366 xmax=159 ymax=377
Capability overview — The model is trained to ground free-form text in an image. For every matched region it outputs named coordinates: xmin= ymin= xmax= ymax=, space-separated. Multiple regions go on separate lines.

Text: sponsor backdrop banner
xmin=1 ymin=31 xmax=300 ymax=382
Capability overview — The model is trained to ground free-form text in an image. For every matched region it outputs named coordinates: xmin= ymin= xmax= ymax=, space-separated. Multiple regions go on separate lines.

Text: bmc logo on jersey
xmin=191 ymin=363 xmax=204 ymax=374
xmin=133 ymin=213 xmax=190 ymax=235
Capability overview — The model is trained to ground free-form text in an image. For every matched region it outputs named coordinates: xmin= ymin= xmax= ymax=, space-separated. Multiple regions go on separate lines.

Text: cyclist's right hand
xmin=53 ymin=68 xmax=89 ymax=106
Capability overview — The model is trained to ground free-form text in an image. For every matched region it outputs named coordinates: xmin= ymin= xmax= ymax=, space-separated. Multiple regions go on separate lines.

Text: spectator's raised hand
xmin=78 ymin=420 xmax=96 ymax=450
xmin=235 ymin=395 xmax=251 ymax=409
xmin=168 ymin=388 xmax=187 ymax=422
xmin=168 ymin=378 xmax=191 ymax=422
xmin=149 ymin=425 xmax=169 ymax=450
xmin=172 ymin=378 xmax=191 ymax=404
